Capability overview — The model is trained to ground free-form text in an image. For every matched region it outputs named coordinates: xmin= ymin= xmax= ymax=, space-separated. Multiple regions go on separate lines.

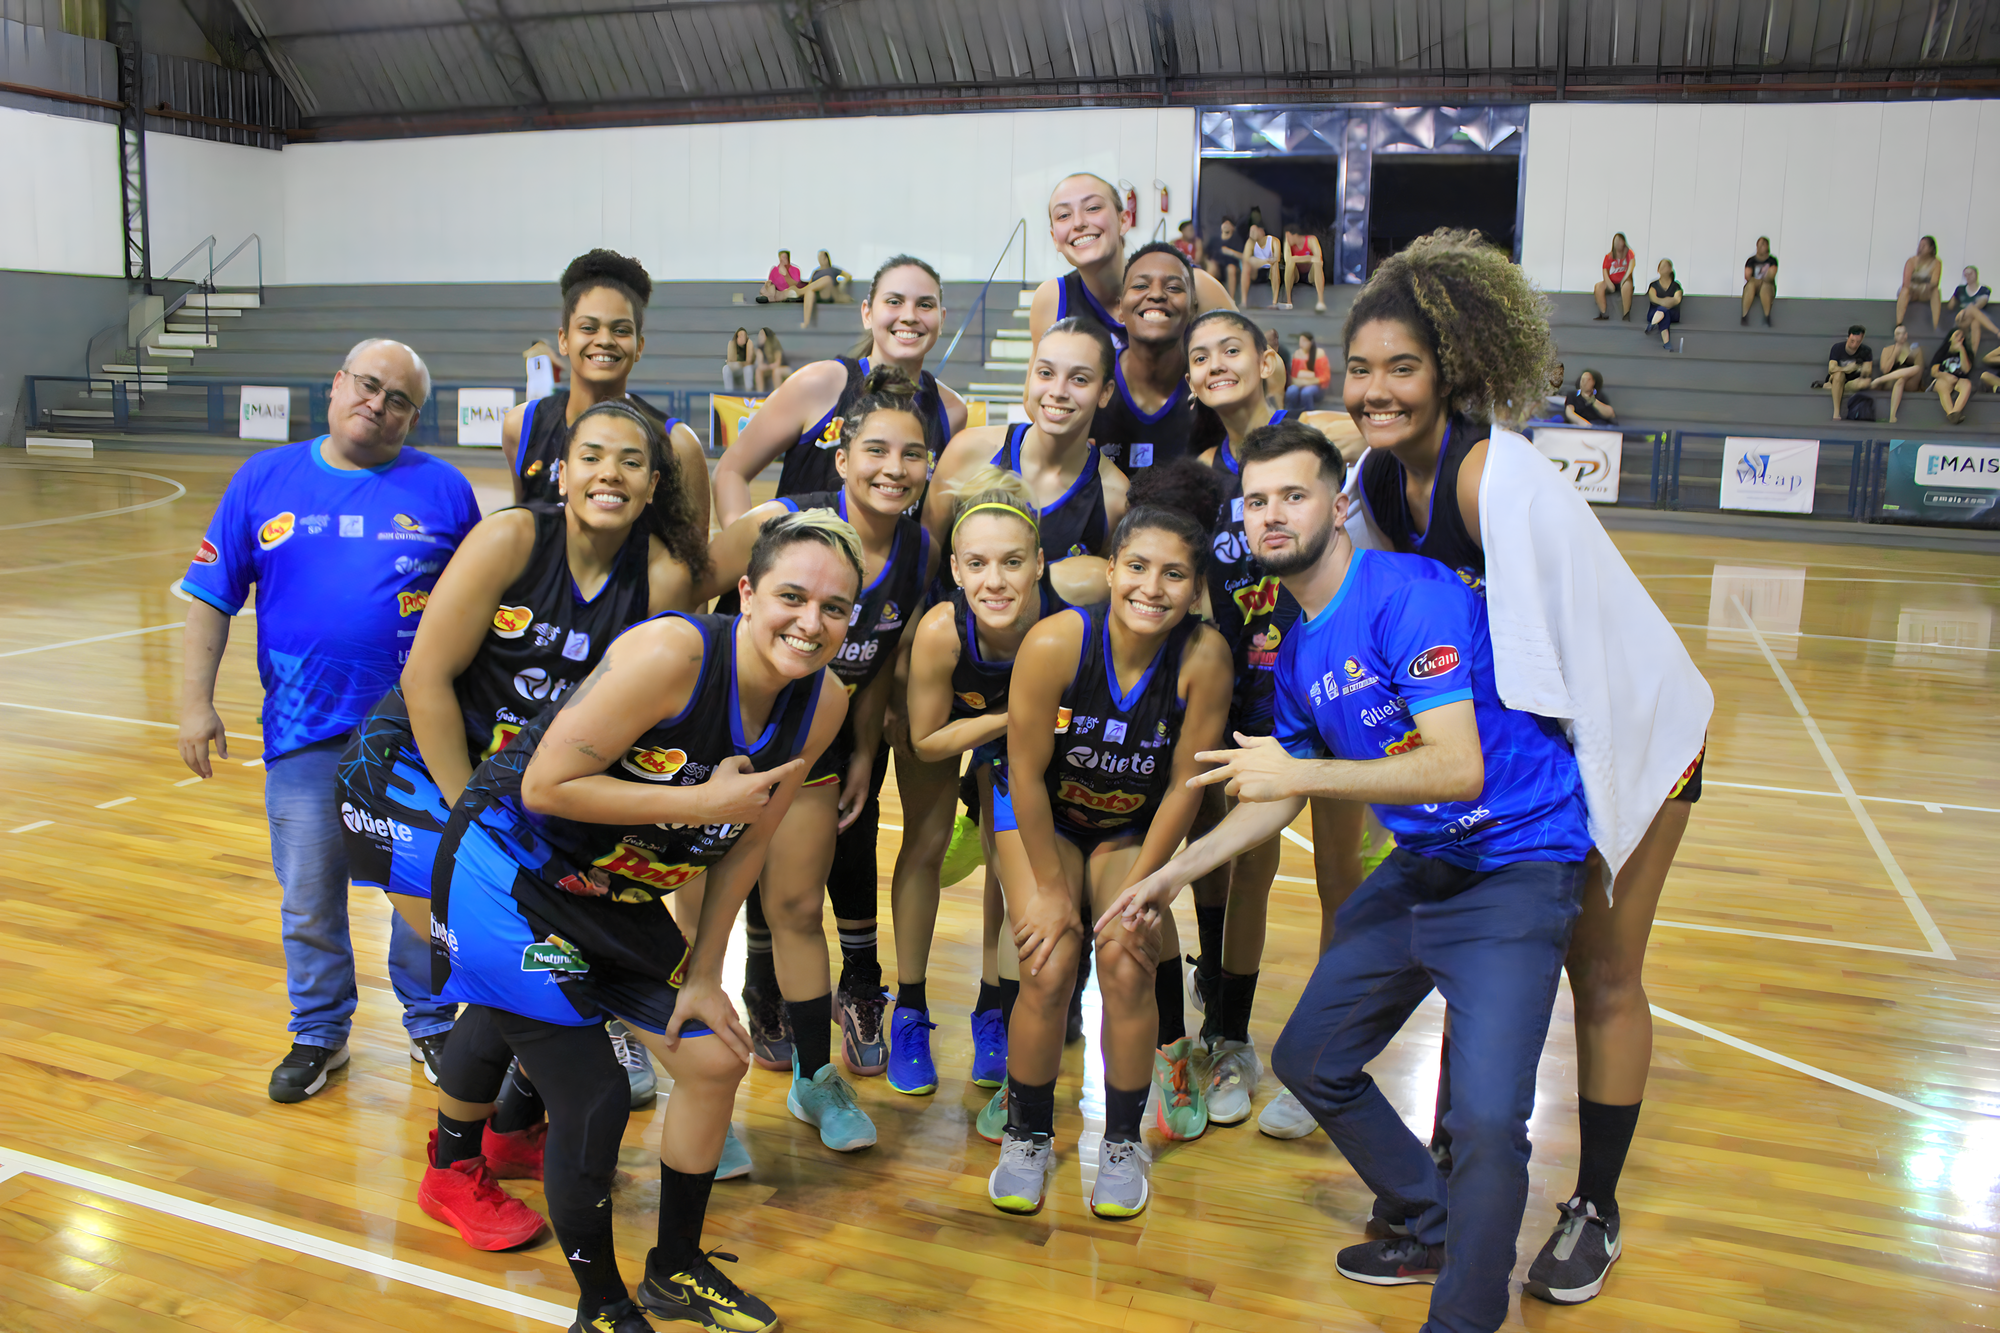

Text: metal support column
xmin=112 ymin=22 xmax=152 ymax=291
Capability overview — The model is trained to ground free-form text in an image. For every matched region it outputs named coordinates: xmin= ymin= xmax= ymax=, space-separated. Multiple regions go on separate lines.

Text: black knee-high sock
xmin=434 ymin=1004 xmax=515 ymax=1165
xmin=654 ymin=1162 xmax=717 ymax=1275
xmin=1005 ymin=1073 xmax=1056 ymax=1137
xmin=897 ymin=979 xmax=928 ymax=1014
xmin=743 ymin=888 xmax=777 ymax=995
xmin=1574 ymin=1099 xmax=1643 ymax=1219
xmin=1105 ymin=1084 xmax=1148 ymax=1143
xmin=1213 ymin=969 xmax=1258 ymax=1045
xmin=1153 ymin=959 xmax=1186 ymax=1046
xmin=837 ymin=922 xmax=880 ymax=994
xmin=974 ymin=979 xmax=1003 ymax=1016
xmin=434 ymin=1111 xmax=486 ymax=1169
xmin=997 ymin=977 xmax=1020 ymax=1026
xmin=787 ymin=992 xmax=833 ymax=1075
xmin=490 ymin=1061 xmax=545 ymax=1134
xmin=1194 ymin=902 xmax=1226 ymax=977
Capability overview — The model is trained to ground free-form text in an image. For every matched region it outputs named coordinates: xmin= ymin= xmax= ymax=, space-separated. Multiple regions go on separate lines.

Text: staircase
xmin=965 ymin=286 xmax=1034 ymax=417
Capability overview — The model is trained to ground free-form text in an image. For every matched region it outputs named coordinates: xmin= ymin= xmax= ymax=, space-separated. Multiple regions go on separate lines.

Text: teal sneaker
xmin=716 ymin=1123 xmax=752 ymax=1181
xmin=975 ymin=1084 xmax=1009 ymax=1144
xmin=939 ymin=813 xmax=985 ymax=886
xmin=786 ymin=1054 xmax=876 ymax=1152
xmin=1152 ymin=1037 xmax=1209 ymax=1142
xmin=887 ymin=1006 xmax=939 ymax=1096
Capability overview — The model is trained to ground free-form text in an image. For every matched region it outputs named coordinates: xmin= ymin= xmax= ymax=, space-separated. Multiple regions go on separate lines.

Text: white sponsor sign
xmin=1914 ymin=443 xmax=2000 ymax=491
xmin=457 ymin=388 xmax=516 ymax=446
xmin=525 ymin=354 xmax=555 ymax=402
xmin=239 ymin=385 xmax=290 ymax=442
xmin=1720 ymin=436 xmax=1819 ymax=514
xmin=1529 ymin=427 xmax=1621 ymax=502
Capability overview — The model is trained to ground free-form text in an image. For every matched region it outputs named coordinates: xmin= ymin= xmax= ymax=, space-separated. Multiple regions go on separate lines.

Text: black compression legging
xmin=440 ymin=1005 xmax=630 ymax=1307
xmin=743 ymin=742 xmax=890 ymax=929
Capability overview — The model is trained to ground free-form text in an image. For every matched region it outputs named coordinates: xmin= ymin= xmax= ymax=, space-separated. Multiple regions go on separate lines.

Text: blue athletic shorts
xmin=337 ymin=695 xmax=450 ymax=899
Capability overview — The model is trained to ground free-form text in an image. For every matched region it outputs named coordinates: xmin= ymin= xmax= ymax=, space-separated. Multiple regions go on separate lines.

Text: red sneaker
xmin=419 ymin=1130 xmax=546 ymax=1251
xmin=481 ymin=1120 xmax=547 ymax=1181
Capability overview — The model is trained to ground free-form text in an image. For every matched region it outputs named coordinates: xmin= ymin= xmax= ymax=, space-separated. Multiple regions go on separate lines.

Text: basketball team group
xmin=174 ymin=171 xmax=1712 ymax=1333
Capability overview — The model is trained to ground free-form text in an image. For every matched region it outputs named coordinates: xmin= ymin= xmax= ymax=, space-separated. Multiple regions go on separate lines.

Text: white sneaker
xmin=1205 ymin=1038 xmax=1261 ymax=1125
xmin=1258 ymin=1087 xmax=1317 ymax=1140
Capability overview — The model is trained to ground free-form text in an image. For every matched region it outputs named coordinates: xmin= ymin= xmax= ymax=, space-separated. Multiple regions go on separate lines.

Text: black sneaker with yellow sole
xmin=570 ymin=1297 xmax=656 ymax=1332
xmin=637 ymin=1247 xmax=778 ymax=1332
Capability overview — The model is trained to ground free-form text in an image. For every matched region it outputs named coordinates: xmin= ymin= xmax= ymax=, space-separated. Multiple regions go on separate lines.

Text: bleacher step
xmin=154 ymin=333 xmax=217 ymax=349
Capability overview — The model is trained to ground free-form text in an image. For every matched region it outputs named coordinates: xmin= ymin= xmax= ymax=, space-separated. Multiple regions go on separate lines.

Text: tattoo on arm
xmin=557 ymin=658 xmax=611 ymax=714
xmin=576 ymin=741 xmax=608 ymax=761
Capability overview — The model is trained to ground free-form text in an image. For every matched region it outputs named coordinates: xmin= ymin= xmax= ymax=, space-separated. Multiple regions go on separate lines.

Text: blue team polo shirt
xmin=1273 ymin=549 xmax=1592 ymax=870
xmin=182 ymin=437 xmax=480 ymax=761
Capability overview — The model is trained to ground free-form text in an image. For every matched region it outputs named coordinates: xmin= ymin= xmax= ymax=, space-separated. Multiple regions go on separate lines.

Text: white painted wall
xmin=0 ymin=105 xmax=123 ymax=276
xmin=146 ymin=132 xmax=288 ymax=287
xmin=1521 ymin=100 xmax=2000 ymax=299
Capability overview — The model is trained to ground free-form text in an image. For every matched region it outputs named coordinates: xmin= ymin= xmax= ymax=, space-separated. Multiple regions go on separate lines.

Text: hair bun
xmin=560 ymin=249 xmax=653 ymax=306
xmin=1124 ymin=457 xmax=1223 ymax=540
xmin=859 ymin=363 xmax=919 ymax=400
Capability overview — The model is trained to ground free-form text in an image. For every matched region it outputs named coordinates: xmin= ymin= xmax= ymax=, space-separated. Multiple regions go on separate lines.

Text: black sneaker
xmin=1525 ymin=1198 xmax=1621 ymax=1305
xmin=1335 ymin=1235 xmax=1443 ymax=1286
xmin=570 ymin=1298 xmax=655 ymax=1333
xmin=638 ymin=1246 xmax=778 ymax=1331
xmin=741 ymin=985 xmax=792 ymax=1073
xmin=269 ymin=1042 xmax=349 ymax=1103
xmin=409 ymin=1031 xmax=450 ymax=1086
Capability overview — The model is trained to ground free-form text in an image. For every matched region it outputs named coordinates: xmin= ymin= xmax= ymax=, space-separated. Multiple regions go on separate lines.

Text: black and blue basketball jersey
xmin=1356 ymin=416 xmax=1492 ymax=597
xmin=776 ymin=357 xmax=954 ymax=499
xmin=992 ymin=422 xmax=1109 ymax=560
xmin=1055 ymin=271 xmax=1127 ymax=353
xmin=1043 ymin=603 xmax=1197 ymax=842
xmin=515 ymin=389 xmax=679 ymax=507
xmin=949 ymin=584 xmax=1065 ymax=723
xmin=1090 ymin=363 xmax=1214 ymax=477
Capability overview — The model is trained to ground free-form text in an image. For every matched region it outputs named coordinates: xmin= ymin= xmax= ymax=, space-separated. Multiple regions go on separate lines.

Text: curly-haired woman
xmin=1332 ymin=229 xmax=1712 ymax=1309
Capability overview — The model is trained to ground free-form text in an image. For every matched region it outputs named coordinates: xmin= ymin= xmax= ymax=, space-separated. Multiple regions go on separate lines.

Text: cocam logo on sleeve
xmin=257 ymin=512 xmax=297 ymax=550
xmin=1407 ymin=644 xmax=1462 ymax=680
xmin=1053 ymin=706 xmax=1073 ymax=733
xmin=193 ymin=537 xmax=220 ymax=565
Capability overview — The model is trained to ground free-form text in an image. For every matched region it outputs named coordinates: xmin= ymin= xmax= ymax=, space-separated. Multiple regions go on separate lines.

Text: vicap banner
xmin=1719 ymin=437 xmax=1819 ymax=514
xmin=1528 ymin=427 xmax=1620 ymax=503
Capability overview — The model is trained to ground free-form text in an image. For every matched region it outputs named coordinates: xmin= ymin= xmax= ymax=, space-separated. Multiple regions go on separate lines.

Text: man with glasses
xmin=177 ymin=339 xmax=482 ymax=1102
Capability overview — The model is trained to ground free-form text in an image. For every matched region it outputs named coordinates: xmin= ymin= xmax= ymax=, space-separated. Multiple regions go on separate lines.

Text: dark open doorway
xmin=1367 ymin=156 xmax=1519 ymax=271
xmin=1197 ymin=155 xmax=1342 ymax=261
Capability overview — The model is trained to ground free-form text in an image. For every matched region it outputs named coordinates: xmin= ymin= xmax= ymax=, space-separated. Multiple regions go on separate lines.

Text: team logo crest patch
xmin=521 ymin=935 xmax=588 ymax=973
xmin=1054 ymin=706 xmax=1072 ymax=734
xmin=1344 ymin=656 xmax=1366 ymax=680
xmin=957 ymin=691 xmax=987 ymax=711
xmin=816 ymin=415 xmax=845 ymax=449
xmin=257 ymin=512 xmax=296 ymax=550
xmin=393 ymin=513 xmax=424 ymax=533
xmin=622 ymin=747 xmax=688 ymax=780
xmin=492 ymin=605 xmax=534 ymax=637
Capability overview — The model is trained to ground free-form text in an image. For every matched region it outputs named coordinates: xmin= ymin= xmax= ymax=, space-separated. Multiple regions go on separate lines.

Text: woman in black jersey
xmin=703 ymin=366 xmax=940 ymax=1153
xmin=712 ymin=254 xmax=969 ymax=525
xmin=1093 ymin=242 xmax=1222 ymax=478
xmin=1340 ymin=230 xmax=1709 ymax=1306
xmin=899 ymin=467 xmax=1061 ymax=1098
xmin=424 ymin=511 xmax=853 ymax=1333
xmin=982 ymin=461 xmax=1234 ymax=1221
xmin=500 ymin=250 xmax=710 ymax=537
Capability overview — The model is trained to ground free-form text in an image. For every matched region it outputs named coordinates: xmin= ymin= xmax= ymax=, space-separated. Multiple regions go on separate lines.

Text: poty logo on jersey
xmin=1231 ymin=576 xmax=1279 ymax=621
xmin=957 ymin=690 xmax=987 ymax=711
xmin=622 ymin=747 xmax=689 ymax=780
xmin=1054 ymin=706 xmax=1072 ymax=734
xmin=340 ymin=802 xmax=414 ymax=843
xmin=257 ymin=512 xmax=297 ymax=550
xmin=520 ymin=934 xmax=589 ymax=973
xmin=594 ymin=844 xmax=702 ymax=895
xmin=1383 ymin=728 xmax=1425 ymax=756
xmin=1407 ymin=644 xmax=1462 ymax=680
xmin=393 ymin=513 xmax=425 ymax=533
xmin=482 ymin=722 xmax=522 ymax=759
xmin=1056 ymin=779 xmax=1145 ymax=816
xmin=492 ymin=605 xmax=534 ymax=638
xmin=193 ymin=538 xmax=219 ymax=565
xmin=396 ymin=589 xmax=430 ymax=617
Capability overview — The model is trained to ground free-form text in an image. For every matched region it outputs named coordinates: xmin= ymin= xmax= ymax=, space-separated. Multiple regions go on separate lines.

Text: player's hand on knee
xmin=666 ymin=979 xmax=752 ymax=1061
xmin=1014 ymin=889 xmax=1080 ymax=977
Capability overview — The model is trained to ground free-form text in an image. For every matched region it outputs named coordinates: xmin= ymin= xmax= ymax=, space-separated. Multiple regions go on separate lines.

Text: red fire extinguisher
xmin=1156 ymin=181 xmax=1170 ymax=215
xmin=1124 ymin=184 xmax=1138 ymax=222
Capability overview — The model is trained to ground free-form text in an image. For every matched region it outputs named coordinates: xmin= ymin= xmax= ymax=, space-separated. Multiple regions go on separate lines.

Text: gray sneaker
xmin=987 ymin=1130 xmax=1055 ymax=1214
xmin=1525 ymin=1199 xmax=1621 ymax=1304
xmin=1205 ymin=1038 xmax=1261 ymax=1125
xmin=1257 ymin=1087 xmax=1317 ymax=1139
xmin=1089 ymin=1138 xmax=1152 ymax=1218
xmin=606 ymin=1019 xmax=658 ymax=1108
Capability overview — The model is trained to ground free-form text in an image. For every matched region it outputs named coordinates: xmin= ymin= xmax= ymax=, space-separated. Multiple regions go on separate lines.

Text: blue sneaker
xmin=887 ymin=1006 xmax=939 ymax=1096
xmin=969 ymin=1008 xmax=1008 ymax=1088
xmin=786 ymin=1052 xmax=877 ymax=1152
xmin=716 ymin=1123 xmax=752 ymax=1181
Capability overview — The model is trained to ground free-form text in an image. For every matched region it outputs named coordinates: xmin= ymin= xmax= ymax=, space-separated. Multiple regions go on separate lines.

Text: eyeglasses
xmin=343 ymin=371 xmax=420 ymax=416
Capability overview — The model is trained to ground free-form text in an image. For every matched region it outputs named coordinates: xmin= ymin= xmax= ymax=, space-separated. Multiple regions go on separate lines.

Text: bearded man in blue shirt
xmin=177 ymin=339 xmax=482 ymax=1103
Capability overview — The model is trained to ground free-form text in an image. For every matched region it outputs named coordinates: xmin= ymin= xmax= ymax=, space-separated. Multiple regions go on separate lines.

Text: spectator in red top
xmin=1593 ymin=232 xmax=1636 ymax=321
xmin=1284 ymin=331 xmax=1331 ymax=410
xmin=758 ymin=249 xmax=803 ymax=304
xmin=1282 ymin=225 xmax=1327 ymax=313
xmin=1172 ymin=220 xmax=1203 ymax=268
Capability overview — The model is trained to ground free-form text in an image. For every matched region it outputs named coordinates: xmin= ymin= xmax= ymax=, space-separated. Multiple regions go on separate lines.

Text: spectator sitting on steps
xmin=1284 ymin=331 xmax=1331 ymax=410
xmin=758 ymin=249 xmax=803 ymax=304
xmin=1931 ymin=318 xmax=1975 ymax=425
xmin=1564 ymin=369 xmax=1615 ymax=426
xmin=1207 ymin=217 xmax=1244 ymax=296
xmin=1826 ymin=325 xmax=1875 ymax=421
xmin=1876 ymin=324 xmax=1924 ymax=425
xmin=1644 ymin=259 xmax=1683 ymax=350
xmin=797 ymin=250 xmax=852 ymax=327
xmin=1950 ymin=266 xmax=1996 ymax=354
xmin=752 ymin=327 xmax=791 ymax=394
xmin=1897 ymin=236 xmax=1944 ymax=333
xmin=723 ymin=327 xmax=754 ymax=394
xmin=1594 ymin=232 xmax=1636 ymax=320
xmin=1741 ymin=237 xmax=1778 ymax=326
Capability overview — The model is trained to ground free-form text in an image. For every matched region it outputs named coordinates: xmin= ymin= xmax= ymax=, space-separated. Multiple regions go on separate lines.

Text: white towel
xmin=1343 ymin=427 xmax=1712 ymax=883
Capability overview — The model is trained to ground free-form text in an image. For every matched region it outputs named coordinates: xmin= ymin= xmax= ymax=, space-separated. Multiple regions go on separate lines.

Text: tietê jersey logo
xmin=622 ymin=747 xmax=689 ymax=780
xmin=193 ymin=537 xmax=219 ymax=565
xmin=258 ymin=512 xmax=297 ymax=550
xmin=397 ymin=589 xmax=429 ymax=616
xmin=492 ymin=605 xmax=534 ymax=638
xmin=1407 ymin=644 xmax=1462 ymax=680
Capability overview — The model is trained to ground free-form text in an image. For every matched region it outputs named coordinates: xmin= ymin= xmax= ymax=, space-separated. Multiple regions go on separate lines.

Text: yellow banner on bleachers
xmin=709 ymin=394 xmax=986 ymax=452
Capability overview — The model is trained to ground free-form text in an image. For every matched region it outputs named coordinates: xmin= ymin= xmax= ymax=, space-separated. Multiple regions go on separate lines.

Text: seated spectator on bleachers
xmin=1594 ymin=232 xmax=1637 ymax=321
xmin=1542 ymin=361 xmax=1568 ymax=416
xmin=757 ymin=249 xmax=803 ymax=304
xmin=1897 ymin=236 xmax=1944 ymax=332
xmin=1564 ymin=369 xmax=1616 ymax=426
xmin=1282 ymin=225 xmax=1327 ymax=313
xmin=1741 ymin=237 xmax=1779 ymax=326
xmin=1173 ymin=221 xmax=1203 ymax=268
xmin=1950 ymin=266 xmax=1995 ymax=353
xmin=798 ymin=250 xmax=851 ymax=327
xmin=1262 ymin=325 xmax=1287 ymax=404
xmin=1930 ymin=320 xmax=1975 ymax=424
xmin=1876 ymin=324 xmax=1925 ymax=424
xmin=723 ymin=326 xmax=755 ymax=393
xmin=1242 ymin=224 xmax=1279 ymax=308
xmin=1644 ymin=259 xmax=1684 ymax=350
xmin=1825 ymin=325 xmax=1875 ymax=420
xmin=753 ymin=327 xmax=791 ymax=394
xmin=1285 ymin=332 xmax=1331 ymax=410
xmin=1207 ymin=217 xmax=1244 ymax=294
xmin=1982 ymin=343 xmax=2000 ymax=394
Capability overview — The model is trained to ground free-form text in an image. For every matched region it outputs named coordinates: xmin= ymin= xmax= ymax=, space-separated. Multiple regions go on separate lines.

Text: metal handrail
xmin=132 ymin=233 xmax=220 ymax=353
xmin=157 ymin=235 xmax=217 ymax=288
xmin=215 ymin=233 xmax=264 ymax=301
xmin=937 ymin=218 xmax=1029 ymax=369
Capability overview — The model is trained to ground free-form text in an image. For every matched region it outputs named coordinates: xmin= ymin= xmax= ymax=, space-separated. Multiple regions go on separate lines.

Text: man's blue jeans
xmin=1271 ymin=848 xmax=1586 ymax=1333
xmin=266 ymin=737 xmax=455 ymax=1049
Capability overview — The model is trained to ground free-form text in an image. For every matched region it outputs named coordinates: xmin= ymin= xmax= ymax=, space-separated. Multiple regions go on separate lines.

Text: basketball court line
xmin=1730 ymin=595 xmax=1955 ymax=960
xmin=1630 ymin=553 xmax=2000 ymax=583
xmin=0 ymin=699 xmax=263 ymax=743
xmin=0 ymin=622 xmax=185 ymax=658
xmin=0 ymin=1145 xmax=572 ymax=1327
xmin=1650 ymin=1006 xmax=1934 ymax=1118
xmin=0 ymin=464 xmax=188 ymax=531
xmin=1668 ymin=620 xmax=2000 ymax=653
xmin=0 ymin=544 xmax=191 ymax=577
xmin=1646 ymin=573 xmax=2000 ymax=589
xmin=1706 ymin=780 xmax=2000 ymax=815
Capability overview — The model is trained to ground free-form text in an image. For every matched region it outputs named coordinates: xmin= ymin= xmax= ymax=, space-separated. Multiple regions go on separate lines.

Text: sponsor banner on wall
xmin=457 ymin=388 xmax=516 ymax=446
xmin=1880 ymin=440 xmax=2000 ymax=526
xmin=1528 ymin=427 xmax=1620 ymax=502
xmin=239 ymin=385 xmax=290 ymax=442
xmin=1719 ymin=436 xmax=1819 ymax=514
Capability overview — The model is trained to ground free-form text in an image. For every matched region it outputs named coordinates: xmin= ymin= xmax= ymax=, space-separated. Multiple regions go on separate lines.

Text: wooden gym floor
xmin=1 ymin=450 xmax=1996 ymax=1332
